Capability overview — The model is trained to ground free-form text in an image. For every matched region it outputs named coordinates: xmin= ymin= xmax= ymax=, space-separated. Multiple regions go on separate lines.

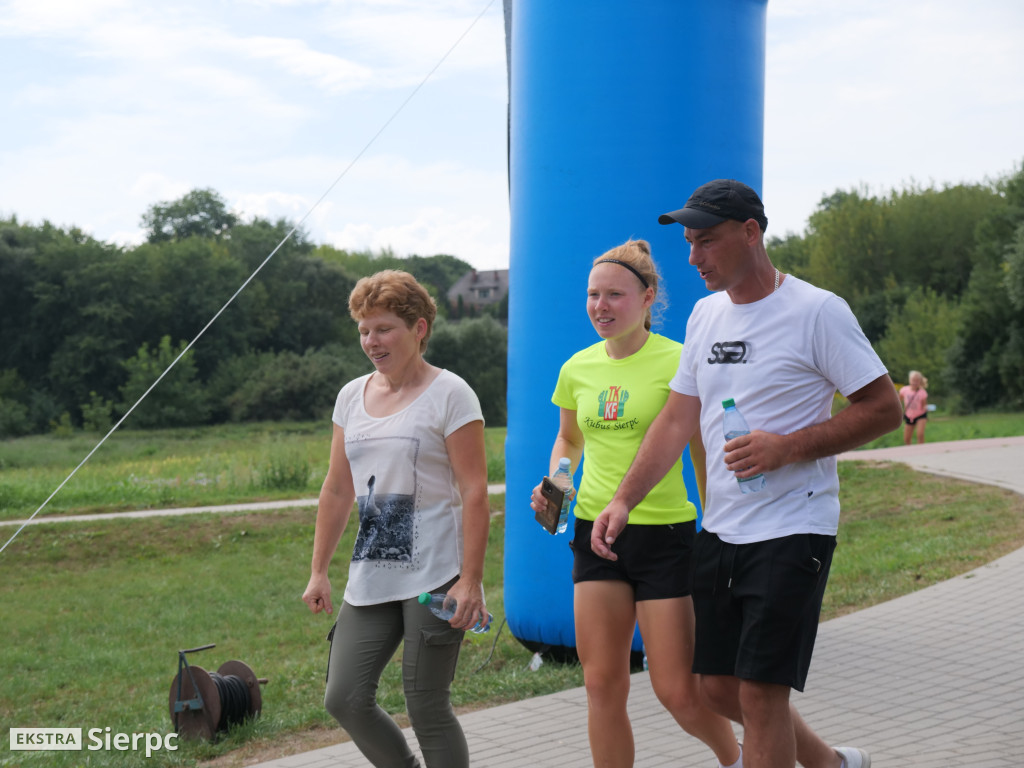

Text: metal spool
xmin=169 ymin=645 xmax=267 ymax=741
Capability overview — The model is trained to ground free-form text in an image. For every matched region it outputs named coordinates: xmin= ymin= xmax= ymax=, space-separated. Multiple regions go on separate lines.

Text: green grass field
xmin=2 ymin=417 xmax=1023 ymax=767
xmin=0 ymin=424 xmax=507 ymax=523
xmin=856 ymin=409 xmax=1024 ymax=449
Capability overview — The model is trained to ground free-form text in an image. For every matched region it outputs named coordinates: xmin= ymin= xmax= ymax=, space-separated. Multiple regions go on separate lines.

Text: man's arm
xmin=591 ymin=391 xmax=701 ymax=560
xmin=725 ymin=374 xmax=903 ymax=479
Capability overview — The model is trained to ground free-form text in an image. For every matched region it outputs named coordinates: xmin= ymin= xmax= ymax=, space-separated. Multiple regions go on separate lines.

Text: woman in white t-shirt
xmin=302 ymin=270 xmax=490 ymax=768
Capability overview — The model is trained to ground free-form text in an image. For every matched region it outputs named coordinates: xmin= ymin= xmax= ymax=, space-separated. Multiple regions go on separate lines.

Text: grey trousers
xmin=324 ymin=588 xmax=468 ymax=768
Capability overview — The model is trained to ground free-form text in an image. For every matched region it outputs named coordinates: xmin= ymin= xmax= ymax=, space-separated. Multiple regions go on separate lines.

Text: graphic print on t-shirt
xmin=706 ymin=340 xmax=751 ymax=365
xmin=352 ymin=436 xmax=419 ymax=564
xmin=596 ymin=385 xmax=629 ymax=420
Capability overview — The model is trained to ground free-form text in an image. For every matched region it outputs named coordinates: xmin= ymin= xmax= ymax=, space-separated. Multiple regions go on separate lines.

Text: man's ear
xmin=742 ymin=218 xmax=762 ymax=245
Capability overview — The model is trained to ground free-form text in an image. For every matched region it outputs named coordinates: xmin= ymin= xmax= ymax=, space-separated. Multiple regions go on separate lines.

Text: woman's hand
xmin=446 ymin=577 xmax=487 ymax=631
xmin=302 ymin=573 xmax=333 ymax=615
xmin=529 ymin=479 xmax=576 ymax=515
xmin=529 ymin=482 xmax=546 ymax=514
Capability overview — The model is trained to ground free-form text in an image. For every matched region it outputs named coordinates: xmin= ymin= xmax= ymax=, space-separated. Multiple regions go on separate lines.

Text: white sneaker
xmin=716 ymin=743 xmax=742 ymax=768
xmin=835 ymin=746 xmax=871 ymax=768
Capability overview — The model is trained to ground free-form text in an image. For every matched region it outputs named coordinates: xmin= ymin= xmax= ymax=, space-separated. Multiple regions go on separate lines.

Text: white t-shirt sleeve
xmin=440 ymin=372 xmax=485 ymax=438
xmin=669 ymin=310 xmax=702 ymax=397
xmin=331 ymin=375 xmax=367 ymax=430
xmin=811 ymin=295 xmax=889 ymax=397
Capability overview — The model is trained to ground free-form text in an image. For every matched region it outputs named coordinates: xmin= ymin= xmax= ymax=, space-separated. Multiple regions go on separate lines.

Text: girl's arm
xmin=530 ymin=408 xmax=585 ymax=513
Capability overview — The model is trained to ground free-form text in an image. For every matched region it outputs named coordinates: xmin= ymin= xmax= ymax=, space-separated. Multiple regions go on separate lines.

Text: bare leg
xmin=737 ymin=680 xmax=795 ymax=768
xmin=903 ymin=422 xmax=913 ymax=445
xmin=575 ymin=580 xmax=637 ymax=768
xmin=791 ymin=706 xmax=843 ymax=768
xmin=637 ymin=597 xmax=740 ymax=765
xmin=701 ymin=675 xmax=842 ymax=768
xmin=915 ymin=419 xmax=926 ymax=444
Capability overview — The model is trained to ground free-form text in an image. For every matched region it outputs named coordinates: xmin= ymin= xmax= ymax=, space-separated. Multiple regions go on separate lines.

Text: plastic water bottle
xmin=418 ymin=592 xmax=493 ymax=633
xmin=722 ymin=399 xmax=766 ymax=493
xmin=552 ymin=457 xmax=574 ymax=534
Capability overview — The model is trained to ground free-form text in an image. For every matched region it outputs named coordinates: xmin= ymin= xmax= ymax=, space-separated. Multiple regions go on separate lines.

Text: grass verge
xmin=0 ymin=424 xmax=507 ymax=522
xmin=856 ymin=410 xmax=1024 ymax=450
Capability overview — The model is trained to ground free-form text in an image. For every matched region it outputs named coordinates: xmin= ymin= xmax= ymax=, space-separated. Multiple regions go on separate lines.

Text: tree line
xmin=3 ymin=164 xmax=1022 ymax=439
xmin=0 ymin=189 xmax=507 ymax=437
xmin=767 ymin=163 xmax=1024 ymax=413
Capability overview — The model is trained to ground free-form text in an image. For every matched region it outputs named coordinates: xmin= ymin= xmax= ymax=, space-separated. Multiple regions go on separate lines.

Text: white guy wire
xmin=1 ymin=0 xmax=498 ymax=555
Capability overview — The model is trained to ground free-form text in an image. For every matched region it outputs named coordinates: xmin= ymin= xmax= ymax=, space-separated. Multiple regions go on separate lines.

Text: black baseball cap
xmin=658 ymin=179 xmax=768 ymax=232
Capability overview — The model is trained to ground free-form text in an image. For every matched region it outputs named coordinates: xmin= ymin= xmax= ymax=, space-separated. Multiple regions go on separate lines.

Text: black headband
xmin=594 ymin=259 xmax=650 ymax=289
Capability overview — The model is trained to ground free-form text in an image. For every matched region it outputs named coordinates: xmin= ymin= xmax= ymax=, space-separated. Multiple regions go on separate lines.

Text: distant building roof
xmin=446 ymin=269 xmax=509 ymax=309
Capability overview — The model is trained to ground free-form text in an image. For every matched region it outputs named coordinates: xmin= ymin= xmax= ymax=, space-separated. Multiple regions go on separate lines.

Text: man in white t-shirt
xmin=591 ymin=180 xmax=902 ymax=768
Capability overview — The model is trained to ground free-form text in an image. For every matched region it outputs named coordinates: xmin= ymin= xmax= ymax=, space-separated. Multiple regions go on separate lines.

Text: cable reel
xmin=168 ymin=643 xmax=267 ymax=741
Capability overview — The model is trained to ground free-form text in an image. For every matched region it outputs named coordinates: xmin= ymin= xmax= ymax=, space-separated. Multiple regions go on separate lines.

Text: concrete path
xmin=0 ymin=497 xmax=319 ymax=527
xmin=243 ymin=437 xmax=1024 ymax=768
xmin=0 ymin=485 xmax=507 ymax=527
xmin=840 ymin=434 xmax=1024 ymax=495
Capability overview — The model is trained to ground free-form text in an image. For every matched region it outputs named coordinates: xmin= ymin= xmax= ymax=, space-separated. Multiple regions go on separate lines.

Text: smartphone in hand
xmin=535 ymin=476 xmax=564 ymax=535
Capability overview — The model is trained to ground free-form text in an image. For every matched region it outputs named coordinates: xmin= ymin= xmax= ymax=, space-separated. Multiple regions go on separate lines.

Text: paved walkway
xmin=0 ymin=485 xmax=507 ymax=528
xmin=840 ymin=435 xmax=1024 ymax=495
xmin=245 ymin=437 xmax=1024 ymax=768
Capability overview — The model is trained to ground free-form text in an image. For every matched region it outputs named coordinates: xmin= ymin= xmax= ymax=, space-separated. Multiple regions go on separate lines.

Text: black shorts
xmin=903 ymin=413 xmax=927 ymax=425
xmin=690 ymin=530 xmax=836 ymax=692
xmin=571 ymin=518 xmax=695 ymax=601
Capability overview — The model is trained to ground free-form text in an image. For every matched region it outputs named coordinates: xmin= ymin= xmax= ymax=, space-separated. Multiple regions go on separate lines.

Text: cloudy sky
xmin=2 ymin=0 xmax=1022 ymax=271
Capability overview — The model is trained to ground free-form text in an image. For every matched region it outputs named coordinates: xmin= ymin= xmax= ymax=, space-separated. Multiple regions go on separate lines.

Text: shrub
xmin=0 ymin=397 xmax=32 ymax=438
xmin=254 ymin=453 xmax=312 ymax=491
xmin=118 ymin=336 xmax=211 ymax=428
xmin=225 ymin=345 xmax=371 ymax=423
xmin=80 ymin=390 xmax=115 ymax=433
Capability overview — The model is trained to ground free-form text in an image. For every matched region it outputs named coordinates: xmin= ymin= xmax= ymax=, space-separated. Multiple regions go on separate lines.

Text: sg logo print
xmin=707 ymin=341 xmax=749 ymax=364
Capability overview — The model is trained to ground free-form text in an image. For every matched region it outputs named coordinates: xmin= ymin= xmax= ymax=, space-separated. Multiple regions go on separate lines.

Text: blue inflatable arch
xmin=503 ymin=0 xmax=769 ymax=658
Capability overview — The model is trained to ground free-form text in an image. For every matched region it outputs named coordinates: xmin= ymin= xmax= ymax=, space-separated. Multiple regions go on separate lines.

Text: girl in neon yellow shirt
xmin=530 ymin=240 xmax=741 ymax=768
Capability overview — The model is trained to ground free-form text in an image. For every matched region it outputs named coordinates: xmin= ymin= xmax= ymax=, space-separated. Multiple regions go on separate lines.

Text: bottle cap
xmin=417 ymin=593 xmax=431 ymax=605
xmin=722 ymin=398 xmax=736 ymax=408
xmin=558 ymin=457 xmax=571 ymax=470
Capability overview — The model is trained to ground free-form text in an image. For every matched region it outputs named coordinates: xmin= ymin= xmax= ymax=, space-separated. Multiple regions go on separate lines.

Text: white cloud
xmin=230 ymin=36 xmax=375 ymax=93
xmin=2 ymin=0 xmax=1022 ymax=264
xmin=324 ymin=4 xmax=503 ymax=77
xmin=763 ymin=0 xmax=1024 ymax=236
xmin=310 ymin=151 xmax=508 ymax=267
xmin=0 ymin=0 xmax=131 ymax=35
xmin=327 ymin=207 xmax=505 ymax=269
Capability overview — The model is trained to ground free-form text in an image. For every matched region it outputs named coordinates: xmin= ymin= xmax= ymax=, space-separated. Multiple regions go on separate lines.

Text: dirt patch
xmin=199 ymin=727 xmax=354 ymax=767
